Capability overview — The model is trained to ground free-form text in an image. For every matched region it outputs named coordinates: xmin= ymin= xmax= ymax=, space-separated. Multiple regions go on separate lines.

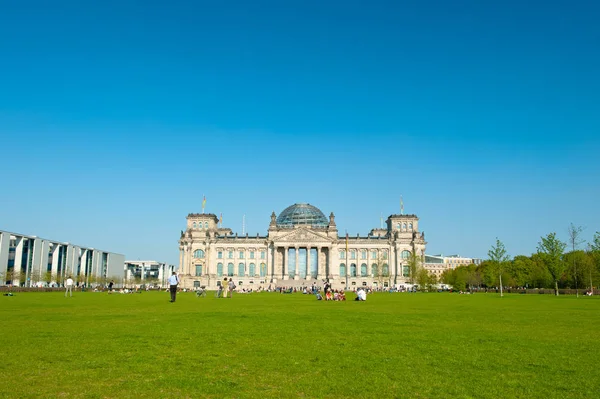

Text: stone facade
xmin=177 ymin=203 xmax=426 ymax=290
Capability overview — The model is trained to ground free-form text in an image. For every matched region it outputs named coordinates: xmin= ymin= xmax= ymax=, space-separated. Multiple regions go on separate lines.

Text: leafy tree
xmin=508 ymin=256 xmax=534 ymax=288
xmin=415 ymin=268 xmax=430 ymax=291
xmin=488 ymin=238 xmax=510 ymax=297
xmin=587 ymin=232 xmax=600 ymax=294
xmin=372 ymin=254 xmax=390 ymax=288
xmin=537 ymin=233 xmax=567 ymax=296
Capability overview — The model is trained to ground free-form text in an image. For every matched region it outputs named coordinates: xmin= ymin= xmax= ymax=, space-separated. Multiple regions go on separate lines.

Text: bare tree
xmin=567 ymin=224 xmax=585 ymax=297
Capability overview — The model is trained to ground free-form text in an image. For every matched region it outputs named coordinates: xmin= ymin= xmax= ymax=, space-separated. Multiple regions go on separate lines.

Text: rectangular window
xmin=340 ymin=251 xmax=346 ymax=260
xmin=228 ymin=251 xmax=233 ymax=259
xmin=239 ymin=251 xmax=244 ymax=259
xmin=371 ymin=251 xmax=377 ymax=259
xmin=195 ymin=265 xmax=202 ymax=276
xmin=218 ymin=251 xmax=223 ymax=259
xmin=260 ymin=251 xmax=265 ymax=259
xmin=250 ymin=252 xmax=254 ymax=259
xmin=361 ymin=250 xmax=367 ymax=260
xmin=351 ymin=251 xmax=356 ymax=260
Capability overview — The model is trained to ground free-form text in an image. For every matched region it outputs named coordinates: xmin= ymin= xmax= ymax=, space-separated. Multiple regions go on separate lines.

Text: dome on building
xmin=276 ymin=203 xmax=328 ymax=227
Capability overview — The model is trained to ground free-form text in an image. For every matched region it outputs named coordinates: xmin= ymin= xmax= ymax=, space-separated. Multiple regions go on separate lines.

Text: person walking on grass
xmin=222 ymin=277 xmax=229 ymax=298
xmin=168 ymin=272 xmax=179 ymax=302
xmin=65 ymin=276 xmax=74 ymax=297
xmin=228 ymin=278 xmax=236 ymax=298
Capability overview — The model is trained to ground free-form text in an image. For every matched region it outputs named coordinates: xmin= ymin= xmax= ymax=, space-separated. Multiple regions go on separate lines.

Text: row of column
xmin=0 ymin=231 xmax=116 ymax=286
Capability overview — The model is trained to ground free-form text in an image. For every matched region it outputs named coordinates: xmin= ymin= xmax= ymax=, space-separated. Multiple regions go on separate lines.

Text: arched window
xmin=409 ymin=223 xmax=413 ymax=230
xmin=193 ymin=222 xmax=197 ymax=228
xmin=396 ymin=223 xmax=400 ymax=229
xmin=382 ymin=264 xmax=389 ymax=276
xmin=249 ymin=263 xmax=255 ymax=276
xmin=193 ymin=249 xmax=205 ymax=259
xmin=401 ymin=250 xmax=411 ymax=259
xmin=217 ymin=263 xmax=223 ymax=277
xmin=361 ymin=263 xmax=367 ymax=277
xmin=260 ymin=263 xmax=266 ymax=277
xmin=371 ymin=264 xmax=378 ymax=277
xmin=350 ymin=263 xmax=357 ymax=277
xmin=402 ymin=223 xmax=407 ymax=230
xmin=227 ymin=263 xmax=234 ymax=276
xmin=339 ymin=263 xmax=346 ymax=277
xmin=204 ymin=222 xmax=209 ymax=228
xmin=238 ymin=263 xmax=245 ymax=277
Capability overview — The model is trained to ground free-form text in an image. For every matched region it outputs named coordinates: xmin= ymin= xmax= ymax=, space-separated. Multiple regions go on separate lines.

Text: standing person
xmin=228 ymin=278 xmax=236 ymax=298
xmin=108 ymin=280 xmax=114 ymax=293
xmin=168 ymin=272 xmax=179 ymax=302
xmin=65 ymin=276 xmax=74 ymax=297
xmin=222 ymin=277 xmax=229 ymax=298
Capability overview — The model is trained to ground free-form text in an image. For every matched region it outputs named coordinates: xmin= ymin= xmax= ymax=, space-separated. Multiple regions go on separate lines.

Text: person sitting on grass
xmin=355 ymin=288 xmax=366 ymax=301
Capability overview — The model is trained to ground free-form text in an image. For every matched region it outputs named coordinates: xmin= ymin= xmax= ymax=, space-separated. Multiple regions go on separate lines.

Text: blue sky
xmin=1 ymin=0 xmax=599 ymax=265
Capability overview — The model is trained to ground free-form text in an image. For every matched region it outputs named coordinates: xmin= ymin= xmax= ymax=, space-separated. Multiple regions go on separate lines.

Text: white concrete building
xmin=124 ymin=260 xmax=175 ymax=287
xmin=178 ymin=203 xmax=427 ymax=290
xmin=423 ymin=254 xmax=483 ymax=278
xmin=0 ymin=230 xmax=124 ymax=287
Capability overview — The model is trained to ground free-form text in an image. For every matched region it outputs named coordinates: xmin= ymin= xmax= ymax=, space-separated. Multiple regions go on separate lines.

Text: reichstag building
xmin=178 ymin=203 xmax=426 ymax=290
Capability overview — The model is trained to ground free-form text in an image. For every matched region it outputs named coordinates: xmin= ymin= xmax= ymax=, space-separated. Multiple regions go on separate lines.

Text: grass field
xmin=1 ymin=291 xmax=599 ymax=398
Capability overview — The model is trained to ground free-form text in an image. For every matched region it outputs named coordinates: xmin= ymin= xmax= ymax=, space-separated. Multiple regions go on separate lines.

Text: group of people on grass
xmin=215 ymin=278 xmax=237 ymax=298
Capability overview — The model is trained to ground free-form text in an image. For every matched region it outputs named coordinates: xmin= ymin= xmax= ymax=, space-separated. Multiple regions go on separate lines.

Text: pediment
xmin=274 ymin=227 xmax=332 ymax=244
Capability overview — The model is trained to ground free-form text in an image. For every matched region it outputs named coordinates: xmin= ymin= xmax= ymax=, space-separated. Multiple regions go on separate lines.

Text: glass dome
xmin=276 ymin=203 xmax=328 ymax=227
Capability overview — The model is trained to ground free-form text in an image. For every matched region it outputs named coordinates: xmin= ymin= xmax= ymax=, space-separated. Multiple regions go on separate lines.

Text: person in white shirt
xmin=168 ymin=272 xmax=179 ymax=302
xmin=355 ymin=288 xmax=367 ymax=301
xmin=65 ymin=276 xmax=74 ymax=297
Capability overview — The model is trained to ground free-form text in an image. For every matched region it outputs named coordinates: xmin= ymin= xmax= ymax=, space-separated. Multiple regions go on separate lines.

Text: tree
xmin=372 ymin=253 xmax=391 ymax=289
xmin=537 ymin=233 xmax=567 ymax=296
xmin=488 ymin=238 xmax=510 ymax=297
xmin=407 ymin=252 xmax=421 ymax=285
xmin=567 ymin=224 xmax=585 ymax=297
xmin=587 ymin=232 xmax=600 ymax=295
xmin=415 ymin=268 xmax=430 ymax=291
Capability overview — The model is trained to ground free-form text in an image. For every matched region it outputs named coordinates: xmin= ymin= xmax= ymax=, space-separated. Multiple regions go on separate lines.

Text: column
xmin=0 ymin=232 xmax=10 ymax=283
xmin=51 ymin=245 xmax=60 ymax=283
xmin=316 ymin=246 xmax=322 ymax=280
xmin=282 ymin=246 xmax=288 ymax=280
xmin=178 ymin=248 xmax=184 ymax=274
xmin=294 ymin=246 xmax=299 ymax=280
xmin=306 ymin=246 xmax=311 ymax=281
xmin=13 ymin=237 xmax=24 ymax=286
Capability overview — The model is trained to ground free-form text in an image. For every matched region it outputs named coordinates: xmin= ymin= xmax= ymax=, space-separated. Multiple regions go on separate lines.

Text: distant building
xmin=0 ymin=230 xmax=124 ymax=286
xmin=178 ymin=202 xmax=427 ymax=290
xmin=423 ymin=254 xmax=483 ymax=278
xmin=124 ymin=260 xmax=175 ymax=287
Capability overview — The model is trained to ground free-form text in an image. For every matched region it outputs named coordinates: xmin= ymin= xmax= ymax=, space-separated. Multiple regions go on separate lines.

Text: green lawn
xmin=1 ymin=291 xmax=598 ymax=398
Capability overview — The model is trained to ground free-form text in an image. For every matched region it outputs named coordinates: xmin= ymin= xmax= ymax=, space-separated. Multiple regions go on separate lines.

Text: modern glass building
xmin=0 ymin=230 xmax=124 ymax=287
xmin=178 ymin=203 xmax=427 ymax=290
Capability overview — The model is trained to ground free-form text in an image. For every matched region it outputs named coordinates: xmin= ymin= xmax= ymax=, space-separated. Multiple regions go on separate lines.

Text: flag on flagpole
xmin=400 ymin=195 xmax=404 ymax=215
xmin=202 ymin=195 xmax=206 ymax=213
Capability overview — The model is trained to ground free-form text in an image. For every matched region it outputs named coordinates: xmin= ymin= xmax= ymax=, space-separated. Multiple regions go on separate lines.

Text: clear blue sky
xmin=1 ymin=0 xmax=599 ymax=265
